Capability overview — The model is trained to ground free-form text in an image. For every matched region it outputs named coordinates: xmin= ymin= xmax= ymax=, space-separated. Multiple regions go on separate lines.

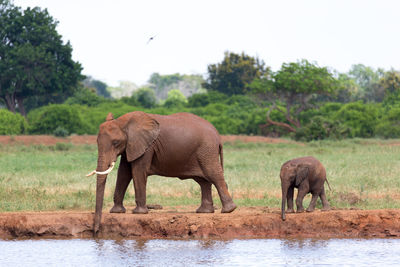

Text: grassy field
xmin=0 ymin=139 xmax=400 ymax=212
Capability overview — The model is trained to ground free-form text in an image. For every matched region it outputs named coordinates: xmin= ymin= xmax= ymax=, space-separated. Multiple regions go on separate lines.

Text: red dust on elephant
xmin=280 ymin=156 xmax=331 ymax=221
xmin=87 ymin=111 xmax=236 ymax=235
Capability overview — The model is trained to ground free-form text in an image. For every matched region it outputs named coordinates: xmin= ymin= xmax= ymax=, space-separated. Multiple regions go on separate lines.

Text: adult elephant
xmin=87 ymin=111 xmax=236 ymax=234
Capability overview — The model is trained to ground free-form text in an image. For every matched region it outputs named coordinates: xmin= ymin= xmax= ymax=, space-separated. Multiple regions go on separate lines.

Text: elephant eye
xmin=112 ymin=141 xmax=119 ymax=146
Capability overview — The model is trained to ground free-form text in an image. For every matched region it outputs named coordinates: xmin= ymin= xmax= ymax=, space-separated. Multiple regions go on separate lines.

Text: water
xmin=0 ymin=238 xmax=399 ymax=266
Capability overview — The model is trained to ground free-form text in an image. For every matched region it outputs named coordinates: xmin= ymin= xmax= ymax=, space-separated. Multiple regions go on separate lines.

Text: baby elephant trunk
xmin=281 ymin=192 xmax=286 ymax=221
xmin=281 ymin=182 xmax=288 ymax=221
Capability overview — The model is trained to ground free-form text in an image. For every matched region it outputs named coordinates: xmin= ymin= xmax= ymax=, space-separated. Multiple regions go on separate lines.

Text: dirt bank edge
xmin=1 ymin=209 xmax=399 ymax=239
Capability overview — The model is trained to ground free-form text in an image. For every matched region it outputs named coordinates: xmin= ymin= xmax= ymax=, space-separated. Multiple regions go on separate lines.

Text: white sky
xmin=13 ymin=0 xmax=400 ymax=87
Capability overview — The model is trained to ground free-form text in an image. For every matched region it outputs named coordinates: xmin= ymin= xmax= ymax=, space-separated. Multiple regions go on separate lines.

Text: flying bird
xmin=146 ymin=35 xmax=157 ymax=45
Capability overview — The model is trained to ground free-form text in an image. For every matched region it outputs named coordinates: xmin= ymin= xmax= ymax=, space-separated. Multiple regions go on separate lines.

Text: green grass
xmin=1 ymin=139 xmax=400 ymax=212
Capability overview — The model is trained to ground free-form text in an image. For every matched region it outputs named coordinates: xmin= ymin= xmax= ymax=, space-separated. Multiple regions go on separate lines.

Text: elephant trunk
xmin=93 ymin=157 xmax=110 ymax=236
xmin=94 ymin=174 xmax=107 ymax=236
xmin=281 ymin=184 xmax=287 ymax=221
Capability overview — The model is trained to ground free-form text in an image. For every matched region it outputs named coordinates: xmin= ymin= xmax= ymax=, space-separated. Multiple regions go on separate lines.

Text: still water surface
xmin=1 ymin=238 xmax=399 ymax=266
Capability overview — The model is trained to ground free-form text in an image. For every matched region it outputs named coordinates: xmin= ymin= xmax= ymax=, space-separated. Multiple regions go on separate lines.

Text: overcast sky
xmin=13 ymin=0 xmax=400 ymax=87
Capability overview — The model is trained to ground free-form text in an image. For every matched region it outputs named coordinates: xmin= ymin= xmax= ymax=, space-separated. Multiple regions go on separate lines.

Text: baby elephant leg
xmin=306 ymin=193 xmax=319 ymax=212
xmin=296 ymin=187 xmax=308 ymax=213
xmin=320 ymin=187 xmax=330 ymax=211
xmin=286 ymin=185 xmax=295 ymax=213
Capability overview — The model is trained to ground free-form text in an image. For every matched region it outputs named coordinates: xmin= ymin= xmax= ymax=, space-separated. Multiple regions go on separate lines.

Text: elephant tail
xmin=325 ymin=177 xmax=332 ymax=191
xmin=219 ymin=143 xmax=224 ymax=171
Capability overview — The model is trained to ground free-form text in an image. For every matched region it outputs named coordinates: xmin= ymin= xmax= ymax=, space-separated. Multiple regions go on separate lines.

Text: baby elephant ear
xmin=106 ymin=113 xmax=114 ymax=121
xmin=295 ymin=165 xmax=309 ymax=187
xmin=125 ymin=112 xmax=160 ymax=162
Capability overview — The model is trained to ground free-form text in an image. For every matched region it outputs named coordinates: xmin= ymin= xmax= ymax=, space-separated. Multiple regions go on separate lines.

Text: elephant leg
xmin=198 ymin=147 xmax=236 ymax=213
xmin=213 ymin=178 xmax=236 ymax=213
xmin=286 ymin=185 xmax=295 ymax=213
xmin=200 ymin=166 xmax=236 ymax=213
xmin=320 ymin=187 xmax=330 ymax=211
xmin=296 ymin=185 xmax=308 ymax=213
xmin=131 ymin=170 xmax=149 ymax=214
xmin=205 ymin=169 xmax=236 ymax=213
xmin=110 ymin=155 xmax=132 ymax=213
xmin=194 ymin=178 xmax=214 ymax=213
xmin=306 ymin=192 xmax=319 ymax=212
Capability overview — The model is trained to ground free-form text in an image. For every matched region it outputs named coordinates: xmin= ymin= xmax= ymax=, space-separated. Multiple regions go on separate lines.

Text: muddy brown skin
xmin=93 ymin=111 xmax=236 ymax=235
xmin=280 ymin=156 xmax=330 ymax=221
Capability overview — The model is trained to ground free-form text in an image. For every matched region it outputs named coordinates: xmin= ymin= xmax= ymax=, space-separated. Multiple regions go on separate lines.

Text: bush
xmin=294 ymin=116 xmax=350 ymax=141
xmin=187 ymin=91 xmax=228 ymax=108
xmin=53 ymin=126 xmax=69 ymax=137
xmin=187 ymin=93 xmax=210 ymax=107
xmin=135 ymin=87 xmax=157 ymax=108
xmin=334 ymin=102 xmax=379 ymax=138
xmin=64 ymin=88 xmax=107 ymax=107
xmin=375 ymin=108 xmax=400 ymax=138
xmin=27 ymin=104 xmax=89 ymax=135
xmin=54 ymin=142 xmax=73 ymax=151
xmin=163 ymin=89 xmax=188 ymax=108
xmin=204 ymin=115 xmax=243 ymax=134
xmin=0 ymin=109 xmax=28 ymax=135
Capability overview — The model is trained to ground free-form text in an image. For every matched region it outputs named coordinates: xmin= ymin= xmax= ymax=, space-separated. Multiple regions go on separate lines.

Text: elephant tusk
xmin=96 ymin=162 xmax=116 ymax=175
xmin=86 ymin=170 xmax=96 ymax=177
xmin=86 ymin=162 xmax=116 ymax=177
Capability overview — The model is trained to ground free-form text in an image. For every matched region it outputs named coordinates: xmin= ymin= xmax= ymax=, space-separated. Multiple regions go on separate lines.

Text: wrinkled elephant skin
xmin=92 ymin=111 xmax=236 ymax=235
xmin=280 ymin=156 xmax=330 ymax=221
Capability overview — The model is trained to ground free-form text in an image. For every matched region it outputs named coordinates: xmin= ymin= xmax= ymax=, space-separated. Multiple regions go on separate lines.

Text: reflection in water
xmin=1 ymin=238 xmax=400 ymax=266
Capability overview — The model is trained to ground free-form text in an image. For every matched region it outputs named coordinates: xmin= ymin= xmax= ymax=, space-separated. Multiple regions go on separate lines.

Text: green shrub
xmin=299 ymin=102 xmax=342 ymax=126
xmin=294 ymin=116 xmax=350 ymax=141
xmin=53 ymin=126 xmax=69 ymax=137
xmin=375 ymin=108 xmax=400 ymax=138
xmin=27 ymin=104 xmax=89 ymax=135
xmin=334 ymin=102 xmax=379 ymax=138
xmin=204 ymin=115 xmax=242 ymax=134
xmin=0 ymin=109 xmax=27 ymax=135
xmin=54 ymin=142 xmax=73 ymax=151
xmin=187 ymin=93 xmax=210 ymax=107
xmin=64 ymin=88 xmax=108 ymax=107
xmin=133 ymin=87 xmax=157 ymax=108
xmin=163 ymin=89 xmax=188 ymax=108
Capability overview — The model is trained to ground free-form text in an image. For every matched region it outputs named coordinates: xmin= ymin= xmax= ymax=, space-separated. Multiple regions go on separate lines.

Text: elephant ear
xmin=125 ymin=112 xmax=160 ymax=162
xmin=295 ymin=165 xmax=309 ymax=187
xmin=106 ymin=112 xmax=114 ymax=121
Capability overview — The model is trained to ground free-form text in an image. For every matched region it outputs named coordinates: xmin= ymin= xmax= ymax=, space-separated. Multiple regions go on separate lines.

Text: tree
xmin=64 ymin=86 xmax=107 ymax=107
xmin=0 ymin=1 xmax=83 ymax=115
xmin=203 ymin=51 xmax=270 ymax=95
xmin=120 ymin=87 xmax=157 ymax=108
xmin=108 ymin=81 xmax=137 ymax=99
xmin=347 ymin=64 xmax=385 ymax=102
xmin=134 ymin=87 xmax=157 ymax=108
xmin=82 ymin=76 xmax=111 ymax=98
xmin=163 ymin=89 xmax=187 ymax=108
xmin=250 ymin=60 xmax=339 ymax=133
xmin=379 ymin=70 xmax=400 ymax=103
xmin=148 ymin=72 xmax=205 ymax=100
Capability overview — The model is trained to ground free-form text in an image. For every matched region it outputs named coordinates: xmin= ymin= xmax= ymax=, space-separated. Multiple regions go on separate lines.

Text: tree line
xmin=1 ymin=0 xmax=400 ymax=140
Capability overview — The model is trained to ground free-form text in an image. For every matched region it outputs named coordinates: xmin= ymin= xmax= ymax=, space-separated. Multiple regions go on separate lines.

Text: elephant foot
xmin=132 ymin=206 xmax=149 ymax=214
xmin=286 ymin=209 xmax=295 ymax=213
xmin=196 ymin=205 xmax=215 ymax=213
xmin=296 ymin=208 xmax=305 ymax=213
xmin=221 ymin=201 xmax=237 ymax=213
xmin=306 ymin=207 xmax=315 ymax=213
xmin=110 ymin=205 xmax=126 ymax=213
xmin=321 ymin=206 xmax=331 ymax=212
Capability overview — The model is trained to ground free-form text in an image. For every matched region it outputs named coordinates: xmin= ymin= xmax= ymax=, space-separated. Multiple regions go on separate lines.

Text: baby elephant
xmin=280 ymin=156 xmax=331 ymax=220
